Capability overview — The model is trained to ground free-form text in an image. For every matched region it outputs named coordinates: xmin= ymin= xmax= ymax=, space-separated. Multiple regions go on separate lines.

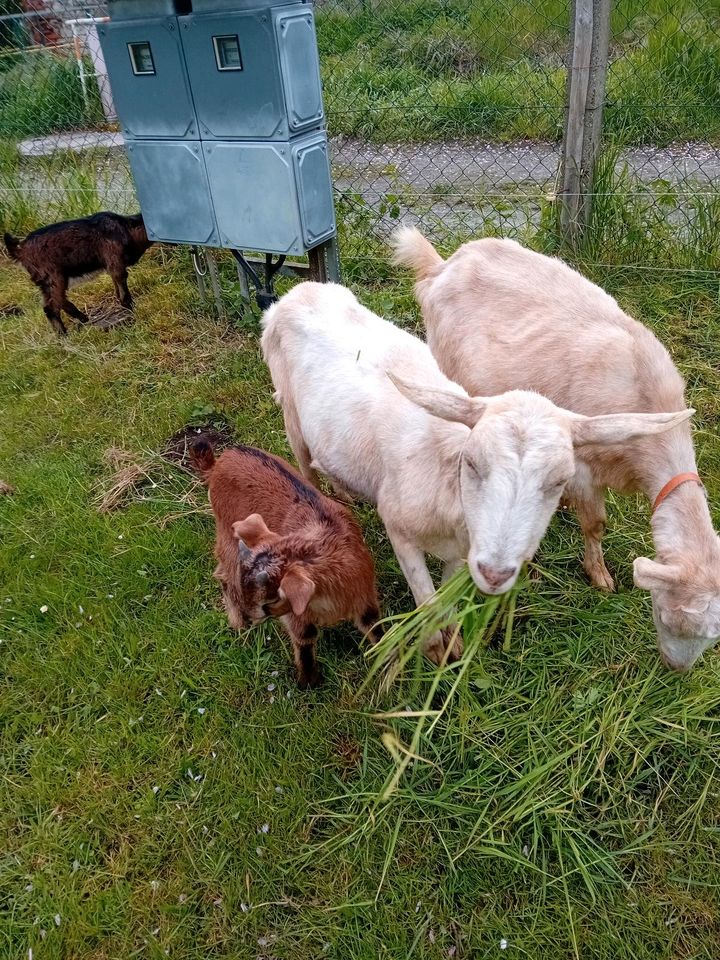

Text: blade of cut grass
xmin=359 ymin=566 xmax=526 ymax=800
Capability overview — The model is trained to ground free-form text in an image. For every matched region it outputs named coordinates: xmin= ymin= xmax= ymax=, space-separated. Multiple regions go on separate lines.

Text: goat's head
xmin=231 ymin=513 xmax=316 ymax=623
xmin=389 ymin=373 xmax=694 ymax=596
xmin=128 ymin=213 xmax=152 ymax=249
xmin=634 ymin=546 xmax=720 ymax=671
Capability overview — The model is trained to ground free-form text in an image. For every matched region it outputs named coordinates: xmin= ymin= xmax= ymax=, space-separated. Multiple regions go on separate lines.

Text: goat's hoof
xmin=331 ymin=485 xmax=355 ymax=504
xmin=586 ymin=564 xmax=616 ymax=592
xmin=297 ymin=668 xmax=323 ymax=690
xmin=424 ymin=627 xmax=463 ymax=665
xmin=442 ymin=626 xmax=464 ymax=661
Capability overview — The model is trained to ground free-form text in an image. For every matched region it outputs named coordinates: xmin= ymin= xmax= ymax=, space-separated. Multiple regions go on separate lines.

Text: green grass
xmin=318 ymin=0 xmax=720 ymax=144
xmin=0 ymin=52 xmax=104 ymax=139
xmin=536 ymin=143 xmax=720 ymax=274
xmin=0 ymin=2 xmax=716 ymax=146
xmin=1 ymin=205 xmax=719 ymax=958
xmin=0 ymin=6 xmax=717 ymax=956
xmin=0 ymin=142 xmax=135 ymax=236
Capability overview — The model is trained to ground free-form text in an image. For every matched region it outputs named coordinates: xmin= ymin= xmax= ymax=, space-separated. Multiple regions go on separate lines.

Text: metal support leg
xmin=191 ymin=246 xmax=207 ymax=304
xmin=206 ymin=250 xmax=224 ymax=319
xmin=230 ymin=250 xmax=286 ymax=312
xmin=235 ymin=249 xmax=251 ymax=303
xmin=308 ymin=237 xmax=341 ymax=283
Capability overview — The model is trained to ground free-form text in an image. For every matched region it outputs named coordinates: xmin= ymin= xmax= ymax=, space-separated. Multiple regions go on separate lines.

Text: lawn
xmin=0 ymin=219 xmax=719 ymax=958
xmin=1 ymin=1 xmax=719 ymax=955
xmin=318 ymin=0 xmax=720 ymax=144
xmin=0 ymin=52 xmax=104 ymax=140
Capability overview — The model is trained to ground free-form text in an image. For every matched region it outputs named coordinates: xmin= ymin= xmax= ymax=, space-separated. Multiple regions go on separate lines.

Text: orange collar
xmin=652 ymin=472 xmax=703 ymax=514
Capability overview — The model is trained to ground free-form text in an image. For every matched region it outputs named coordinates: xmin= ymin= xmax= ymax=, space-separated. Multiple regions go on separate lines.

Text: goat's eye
xmin=464 ymin=457 xmax=487 ymax=481
xmin=545 ymin=478 xmax=568 ymax=494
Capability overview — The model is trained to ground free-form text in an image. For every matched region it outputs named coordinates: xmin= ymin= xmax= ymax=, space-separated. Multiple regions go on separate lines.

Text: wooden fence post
xmin=559 ymin=0 xmax=612 ymax=247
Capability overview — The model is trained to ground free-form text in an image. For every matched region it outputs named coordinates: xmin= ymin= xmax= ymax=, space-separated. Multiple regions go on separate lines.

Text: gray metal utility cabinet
xmin=99 ymin=0 xmax=337 ymax=278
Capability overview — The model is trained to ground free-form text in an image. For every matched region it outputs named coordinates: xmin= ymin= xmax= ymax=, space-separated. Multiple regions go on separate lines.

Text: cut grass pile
xmin=0 ymin=228 xmax=719 ymax=958
xmin=360 ymin=566 xmax=519 ymax=799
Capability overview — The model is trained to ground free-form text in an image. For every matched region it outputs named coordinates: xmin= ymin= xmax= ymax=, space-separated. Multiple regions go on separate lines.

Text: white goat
xmin=391 ymin=226 xmax=718 ymax=671
xmin=261 ymin=281 xmax=690 ymax=663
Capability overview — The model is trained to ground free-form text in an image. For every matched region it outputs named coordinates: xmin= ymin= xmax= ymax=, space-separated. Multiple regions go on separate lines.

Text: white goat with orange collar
xmin=391 ymin=226 xmax=719 ymax=670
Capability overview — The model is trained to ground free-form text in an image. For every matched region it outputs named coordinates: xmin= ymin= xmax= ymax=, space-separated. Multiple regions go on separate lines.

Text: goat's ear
xmin=570 ymin=408 xmax=694 ymax=447
xmin=279 ymin=565 xmax=316 ymax=617
xmin=633 ymin=556 xmax=681 ymax=590
xmin=232 ymin=513 xmax=274 ymax=548
xmin=387 ymin=371 xmax=486 ymax=428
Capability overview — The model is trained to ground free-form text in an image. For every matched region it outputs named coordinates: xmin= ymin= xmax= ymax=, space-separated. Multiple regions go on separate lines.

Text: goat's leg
xmin=385 ymin=527 xmax=463 ymax=663
xmin=328 ymin=479 xmax=355 ymax=504
xmin=48 ymin=275 xmax=89 ymax=327
xmin=61 ymin=297 xmax=90 ymax=325
xmin=282 ymin=401 xmax=320 ymax=488
xmin=109 ymin=264 xmax=133 ymax=310
xmin=39 ymin=277 xmax=67 ymax=335
xmin=42 ymin=303 xmax=67 ymax=336
xmin=354 ymin=600 xmax=383 ymax=645
xmin=313 ymin=465 xmax=355 ymax=504
xmin=574 ymin=486 xmax=615 ymax=592
xmin=441 ymin=557 xmax=465 ymax=583
xmin=283 ymin=617 xmax=322 ymax=688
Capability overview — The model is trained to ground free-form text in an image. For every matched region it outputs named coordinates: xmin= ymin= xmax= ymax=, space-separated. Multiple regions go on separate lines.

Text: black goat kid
xmin=4 ymin=211 xmax=153 ymax=335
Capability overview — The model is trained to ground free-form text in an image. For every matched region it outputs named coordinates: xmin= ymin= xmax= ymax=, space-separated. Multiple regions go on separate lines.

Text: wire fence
xmin=1 ymin=0 xmax=718 ymax=278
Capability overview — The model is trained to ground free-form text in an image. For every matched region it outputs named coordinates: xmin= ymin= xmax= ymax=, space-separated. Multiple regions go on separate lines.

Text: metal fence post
xmin=559 ymin=0 xmax=611 ymax=247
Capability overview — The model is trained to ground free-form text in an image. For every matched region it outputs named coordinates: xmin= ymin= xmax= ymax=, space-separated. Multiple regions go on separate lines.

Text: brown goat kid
xmin=4 ymin=212 xmax=152 ymax=335
xmin=191 ymin=440 xmax=383 ymax=688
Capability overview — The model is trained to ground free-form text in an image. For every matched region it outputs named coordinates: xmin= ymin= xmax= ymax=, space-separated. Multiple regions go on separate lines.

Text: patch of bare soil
xmin=94 ymin=421 xmax=237 ymax=514
xmin=162 ymin=420 xmax=237 ymax=473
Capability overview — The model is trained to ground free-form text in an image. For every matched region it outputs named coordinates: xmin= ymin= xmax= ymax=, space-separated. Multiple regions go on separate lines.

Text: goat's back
xmin=261 ymin=281 xmax=469 ymax=503
xmin=418 ymin=237 xmax=686 ymax=417
xmin=262 ymin=280 xmax=460 ymax=401
xmin=205 ymin=444 xmax=340 ymax=536
xmin=203 ymin=443 xmax=378 ymax=620
xmin=10 ymin=212 xmax=150 ymax=277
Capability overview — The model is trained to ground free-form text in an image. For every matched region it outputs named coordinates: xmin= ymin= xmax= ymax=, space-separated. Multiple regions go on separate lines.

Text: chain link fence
xmin=0 ymin=1 xmax=134 ymax=229
xmin=1 ymin=0 xmax=718 ymax=278
xmin=571 ymin=0 xmax=720 ymax=274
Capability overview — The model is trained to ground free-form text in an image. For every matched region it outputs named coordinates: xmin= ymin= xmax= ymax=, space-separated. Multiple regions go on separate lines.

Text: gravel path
xmin=18 ymin=131 xmax=720 ymax=236
xmin=331 ymin=137 xmax=720 ymax=191
xmin=21 ymin=131 xmax=720 ymax=188
xmin=329 ymin=137 xmax=720 ymax=235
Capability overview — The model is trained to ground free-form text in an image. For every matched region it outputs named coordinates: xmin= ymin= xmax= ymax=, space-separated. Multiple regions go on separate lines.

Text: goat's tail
xmin=189 ymin=438 xmax=216 ymax=481
xmin=390 ymin=226 xmax=443 ymax=280
xmin=3 ymin=233 xmax=21 ymax=261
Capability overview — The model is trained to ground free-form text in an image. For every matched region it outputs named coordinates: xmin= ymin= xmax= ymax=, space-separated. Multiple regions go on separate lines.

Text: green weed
xmin=0 ymin=139 xmax=34 ymax=233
